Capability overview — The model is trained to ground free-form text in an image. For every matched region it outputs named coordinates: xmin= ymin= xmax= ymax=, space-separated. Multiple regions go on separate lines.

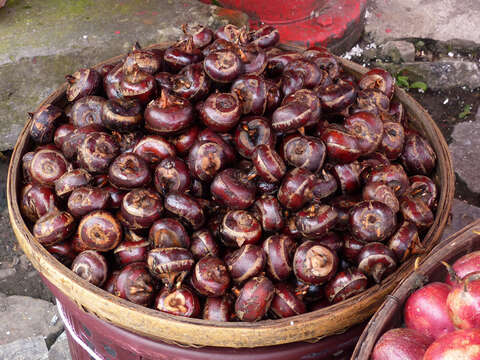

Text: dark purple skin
xmin=70 ymin=96 xmax=105 ymax=128
xmin=154 ymin=286 xmax=200 ymax=318
xmin=225 ymin=244 xmax=266 ymax=284
xmin=251 ymin=144 xmax=286 ymax=183
xmin=272 ymin=99 xmax=310 ymax=133
xmin=231 ymin=74 xmax=267 ymax=115
xmin=210 ymin=168 xmax=256 ymax=210
xmin=401 ymin=130 xmax=436 ymax=175
xmin=267 ymin=51 xmax=303 ymax=76
xmin=147 ymin=247 xmax=195 ymax=287
xmin=115 ymin=262 xmax=155 ymax=306
xmin=103 ymin=63 xmax=124 ymax=101
xmin=29 ymin=104 xmax=63 ymax=144
xmin=101 ymin=99 xmax=143 ymax=132
xmin=344 ymin=111 xmax=384 ymax=155
xmin=200 ymin=92 xmax=242 ymax=131
xmin=182 ymin=24 xmax=214 ymax=49
xmin=123 ymin=43 xmax=163 ymax=75
xmin=324 ymin=269 xmax=368 ymax=303
xmin=282 ymin=134 xmax=326 ymax=173
xmin=235 ymin=276 xmax=275 ymax=322
xmin=400 ymin=197 xmax=434 ymax=231
xmin=149 ymin=218 xmax=190 ymax=249
xmin=204 ymin=50 xmax=243 ymax=83
xmin=164 ymin=192 xmax=205 ymax=230
xmin=108 ymin=153 xmax=151 ymax=189
xmin=187 ymin=140 xmax=231 ymax=182
xmin=281 ymin=70 xmax=305 ymax=97
xmin=356 ymin=89 xmax=391 ymax=115
xmin=154 ymin=157 xmax=191 ymax=195
xmin=241 ymin=45 xmax=267 ymax=75
xmin=234 ymin=116 xmax=274 ymax=159
xmin=407 ymin=175 xmax=437 ymax=209
xmin=220 ymin=210 xmax=262 ymax=248
xmin=357 ymin=242 xmax=397 ymax=283
xmin=171 ymin=126 xmax=200 ymax=155
xmin=203 ymin=296 xmax=231 ymax=321
xmin=294 ymin=280 xmax=325 ymax=304
xmin=277 ymin=168 xmax=315 ymax=210
xmin=145 ymin=90 xmax=194 ymax=135
xmin=29 ymin=148 xmax=69 ymax=187
xmin=295 ymin=204 xmax=338 ymax=239
xmin=104 ymin=270 xmax=120 ymax=294
xmin=331 ymin=161 xmax=362 ymax=194
xmin=66 ymin=68 xmax=101 ymax=102
xmin=367 ymin=164 xmax=410 ymax=197
xmin=132 ymin=135 xmax=176 ymax=165
xmin=262 ymin=234 xmax=296 ymax=281
xmin=282 ymin=88 xmax=321 ymax=127
xmin=265 ymin=79 xmax=282 ymax=114
xmin=197 ymin=128 xmax=236 ymax=162
xmin=250 ymin=25 xmax=279 ymax=48
xmin=104 ymin=185 xmax=126 ymax=209
xmin=33 ymin=210 xmax=75 ymax=246
xmin=54 ymin=123 xmax=75 ymax=149
xmin=120 ymin=64 xmax=157 ymax=105
xmin=349 ymin=200 xmax=397 ymax=243
xmin=316 ymin=81 xmax=357 ymax=113
xmin=71 ymin=250 xmax=108 ymax=287
xmin=284 ymin=59 xmax=323 ymax=88
xmin=20 ymin=184 xmax=57 ymax=222
xmin=172 ymin=63 xmax=210 ymax=102
xmin=54 ymin=168 xmax=93 ymax=198
xmin=388 ymin=221 xmax=422 ymax=262
xmin=359 ymin=68 xmax=395 ymax=99
xmin=342 ymin=234 xmax=366 ymax=264
xmin=113 ymin=240 xmax=150 ymax=266
xmin=67 ymin=186 xmax=109 ymax=217
xmin=61 ymin=124 xmax=106 ymax=160
xmin=47 ymin=241 xmax=77 ymax=267
xmin=316 ymin=232 xmax=343 ymax=254
xmin=252 ymin=195 xmax=284 ymax=233
xmin=191 ymin=256 xmax=230 ymax=296
xmin=311 ymin=169 xmax=338 ymax=202
xmin=363 ymin=181 xmax=400 ymax=213
xmin=385 ymin=101 xmax=406 ymax=125
xmin=190 ymin=229 xmax=220 ymax=260
xmin=380 ymin=122 xmax=405 ymax=160
xmin=78 ymin=132 xmax=119 ymax=174
xmin=294 ymin=241 xmax=338 ymax=286
xmin=77 ymin=210 xmax=123 ymax=251
xmin=321 ymin=124 xmax=362 ymax=164
xmin=154 ymin=71 xmax=173 ymax=91
xmin=120 ymin=188 xmax=163 ymax=230
xmin=164 ymin=37 xmax=203 ymax=72
xmin=328 ymin=194 xmax=362 ymax=231
xmin=270 ymin=283 xmax=307 ymax=318
xmin=304 ymin=50 xmax=340 ymax=79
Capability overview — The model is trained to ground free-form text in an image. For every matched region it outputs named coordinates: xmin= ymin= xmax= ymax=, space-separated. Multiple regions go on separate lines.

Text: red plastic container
xmin=202 ymin=0 xmax=367 ymax=53
xmin=43 ymin=276 xmax=364 ymax=360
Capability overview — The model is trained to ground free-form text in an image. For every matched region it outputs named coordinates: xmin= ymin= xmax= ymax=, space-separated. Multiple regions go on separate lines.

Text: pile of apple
xmin=372 ymin=249 xmax=480 ymax=360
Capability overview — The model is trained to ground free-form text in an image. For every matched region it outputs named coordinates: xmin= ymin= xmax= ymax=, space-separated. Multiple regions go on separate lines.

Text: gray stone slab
xmin=379 ymin=60 xmax=480 ymax=91
xmin=366 ymin=0 xmax=480 ymax=44
xmin=441 ymin=199 xmax=480 ymax=242
xmin=380 ymin=40 xmax=415 ymax=63
xmin=449 ymin=119 xmax=480 ymax=193
xmin=0 ymin=336 xmax=48 ymax=360
xmin=0 ymin=294 xmax=63 ymax=347
xmin=48 ymin=332 xmax=71 ymax=360
xmin=0 ymin=0 xmax=247 ymax=151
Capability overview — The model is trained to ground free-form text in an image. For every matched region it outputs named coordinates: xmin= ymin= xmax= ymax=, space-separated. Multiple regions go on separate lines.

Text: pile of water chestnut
xmin=21 ymin=23 xmax=438 ymax=322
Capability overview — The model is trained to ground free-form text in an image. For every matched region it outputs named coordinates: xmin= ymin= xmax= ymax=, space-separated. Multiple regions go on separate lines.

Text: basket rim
xmin=7 ymin=42 xmax=455 ymax=348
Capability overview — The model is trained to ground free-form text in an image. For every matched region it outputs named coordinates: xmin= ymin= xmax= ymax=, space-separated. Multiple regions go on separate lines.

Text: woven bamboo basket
xmin=351 ymin=219 xmax=480 ymax=359
xmin=7 ymin=43 xmax=455 ymax=348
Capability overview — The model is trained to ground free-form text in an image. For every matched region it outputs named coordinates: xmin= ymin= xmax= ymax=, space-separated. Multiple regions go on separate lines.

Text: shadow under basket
xmin=351 ymin=219 xmax=480 ymax=359
xmin=7 ymin=42 xmax=454 ymax=359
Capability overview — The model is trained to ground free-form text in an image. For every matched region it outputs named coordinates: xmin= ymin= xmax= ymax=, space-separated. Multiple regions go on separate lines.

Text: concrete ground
xmin=0 ymin=0 xmax=479 ymax=358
